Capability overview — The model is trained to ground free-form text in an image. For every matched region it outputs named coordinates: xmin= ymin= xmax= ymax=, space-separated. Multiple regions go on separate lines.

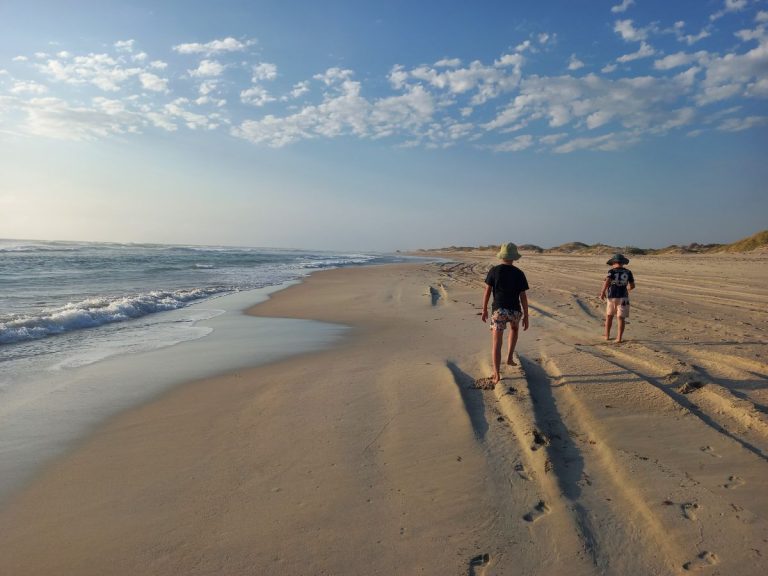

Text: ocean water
xmin=0 ymin=239 xmax=418 ymax=503
xmin=0 ymin=239 xmax=411 ymax=378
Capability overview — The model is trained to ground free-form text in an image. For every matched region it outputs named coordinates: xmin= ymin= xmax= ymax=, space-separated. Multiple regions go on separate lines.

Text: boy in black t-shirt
xmin=481 ymin=243 xmax=530 ymax=384
xmin=599 ymin=253 xmax=636 ymax=343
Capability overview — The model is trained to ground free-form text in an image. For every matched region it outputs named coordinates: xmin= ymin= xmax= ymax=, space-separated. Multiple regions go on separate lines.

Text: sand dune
xmin=0 ymin=252 xmax=766 ymax=575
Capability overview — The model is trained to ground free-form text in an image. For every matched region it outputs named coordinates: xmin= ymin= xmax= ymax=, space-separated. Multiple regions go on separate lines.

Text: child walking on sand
xmin=481 ymin=243 xmax=529 ymax=384
xmin=599 ymin=253 xmax=636 ymax=343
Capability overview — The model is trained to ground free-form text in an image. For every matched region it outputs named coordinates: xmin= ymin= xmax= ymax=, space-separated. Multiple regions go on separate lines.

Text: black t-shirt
xmin=485 ymin=264 xmax=529 ymax=312
xmin=605 ymin=267 xmax=634 ymax=299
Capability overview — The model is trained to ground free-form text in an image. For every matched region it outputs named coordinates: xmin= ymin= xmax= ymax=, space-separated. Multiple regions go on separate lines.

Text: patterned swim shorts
xmin=490 ymin=308 xmax=522 ymax=331
xmin=606 ymin=298 xmax=630 ymax=318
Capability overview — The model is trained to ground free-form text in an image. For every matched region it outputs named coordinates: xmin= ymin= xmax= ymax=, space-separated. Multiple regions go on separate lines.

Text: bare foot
xmin=492 ymin=373 xmax=501 ymax=384
xmin=506 ymin=356 xmax=517 ymax=366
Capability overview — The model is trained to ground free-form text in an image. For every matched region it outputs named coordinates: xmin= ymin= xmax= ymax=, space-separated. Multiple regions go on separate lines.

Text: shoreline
xmin=1 ymin=255 xmax=766 ymax=575
xmin=0 ymin=280 xmax=350 ymax=507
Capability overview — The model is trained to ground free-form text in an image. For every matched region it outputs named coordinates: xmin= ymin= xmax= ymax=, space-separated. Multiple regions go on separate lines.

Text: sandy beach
xmin=1 ymin=252 xmax=766 ymax=575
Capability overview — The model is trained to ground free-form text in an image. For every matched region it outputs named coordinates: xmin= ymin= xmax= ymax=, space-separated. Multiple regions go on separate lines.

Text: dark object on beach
xmin=470 ymin=553 xmax=490 ymax=566
xmin=678 ymin=380 xmax=705 ymax=394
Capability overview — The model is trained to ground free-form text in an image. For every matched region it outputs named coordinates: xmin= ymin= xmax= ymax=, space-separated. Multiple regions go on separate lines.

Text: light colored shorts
xmin=490 ymin=308 xmax=522 ymax=331
xmin=606 ymin=298 xmax=630 ymax=318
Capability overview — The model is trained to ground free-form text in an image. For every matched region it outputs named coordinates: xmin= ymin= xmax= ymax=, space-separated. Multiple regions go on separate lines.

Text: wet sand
xmin=0 ymin=253 xmax=766 ymax=575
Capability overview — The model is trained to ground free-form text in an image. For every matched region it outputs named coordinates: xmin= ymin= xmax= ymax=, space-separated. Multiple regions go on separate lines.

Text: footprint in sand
xmin=514 ymin=462 xmax=531 ymax=481
xmin=700 ymin=445 xmax=721 ymax=458
xmin=723 ymin=475 xmax=745 ymax=489
xmin=530 ymin=429 xmax=549 ymax=451
xmin=468 ymin=553 xmax=490 ymax=575
xmin=683 ymin=550 xmax=718 ymax=571
xmin=473 ymin=377 xmax=497 ymax=390
xmin=681 ymin=502 xmax=700 ymax=521
xmin=523 ymin=500 xmax=551 ymax=523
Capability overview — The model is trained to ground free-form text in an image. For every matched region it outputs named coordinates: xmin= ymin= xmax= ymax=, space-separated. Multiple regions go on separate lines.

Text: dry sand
xmin=0 ymin=252 xmax=766 ymax=575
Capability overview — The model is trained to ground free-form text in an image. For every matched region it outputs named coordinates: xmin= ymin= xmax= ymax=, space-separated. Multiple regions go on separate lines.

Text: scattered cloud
xmin=189 ymin=59 xmax=226 ymax=78
xmin=493 ymin=134 xmax=533 ymax=152
xmin=139 ymin=72 xmax=169 ymax=92
xmin=2 ymin=10 xmax=766 ymax=153
xmin=240 ymin=86 xmax=275 ymax=107
xmin=614 ymin=19 xmax=649 ymax=42
xmin=717 ymin=114 xmax=768 ymax=131
xmin=252 ymin=63 xmax=278 ymax=82
xmin=114 ymin=40 xmax=135 ymax=53
xmin=568 ymin=54 xmax=585 ymax=71
xmin=611 ymin=0 xmax=635 ymax=14
xmin=711 ymin=0 xmax=749 ymax=22
xmin=435 ymin=58 xmax=461 ymax=67
xmin=654 ymin=52 xmax=699 ymax=70
xmin=617 ymin=41 xmax=656 ymax=63
xmin=173 ymin=37 xmax=255 ymax=56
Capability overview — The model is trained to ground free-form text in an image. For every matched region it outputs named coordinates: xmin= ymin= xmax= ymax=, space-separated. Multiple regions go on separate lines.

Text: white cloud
xmin=711 ymin=0 xmax=748 ymax=21
xmin=9 ymin=81 xmax=48 ymax=95
xmin=314 ymin=67 xmax=354 ymax=86
xmin=388 ymin=64 xmax=408 ymax=89
xmin=132 ymin=52 xmax=148 ymax=62
xmin=485 ymin=72 xmax=697 ymax=144
xmin=515 ymin=40 xmax=533 ymax=53
xmin=568 ymin=54 xmax=585 ymax=71
xmin=493 ymin=134 xmax=533 ymax=152
xmin=150 ymin=60 xmax=168 ymax=70
xmin=538 ymin=33 xmax=551 ymax=44
xmin=198 ymin=80 xmax=219 ymax=96
xmin=38 ymin=53 xmax=142 ymax=91
xmin=553 ymin=132 xmax=636 ymax=153
xmin=173 ymin=37 xmax=255 ymax=56
xmin=114 ymin=40 xmax=135 ymax=53
xmin=718 ymin=115 xmax=768 ymax=131
xmin=139 ymin=72 xmax=169 ymax=92
xmin=163 ymin=98 xmax=221 ymax=130
xmin=602 ymin=63 xmax=618 ymax=73
xmin=240 ymin=86 xmax=275 ymax=107
xmin=435 ymin=58 xmax=461 ymax=67
xmin=654 ymin=51 xmax=697 ymax=70
xmin=757 ymin=11 xmax=768 ymax=23
xmin=617 ymin=41 xmax=656 ymax=62
xmin=189 ymin=59 xmax=225 ymax=78
xmin=611 ymin=0 xmax=635 ymax=14
xmin=252 ymin=62 xmax=277 ymax=81
xmin=746 ymin=77 xmax=768 ymax=97
xmin=287 ymin=81 xmax=310 ymax=99
xmin=233 ymin=76 xmax=436 ymax=147
xmin=614 ymin=19 xmax=648 ymax=42
xmin=16 ymin=96 xmax=141 ymax=140
xmin=698 ymin=36 xmax=768 ymax=103
xmin=682 ymin=28 xmax=712 ymax=45
xmin=495 ymin=53 xmax=524 ymax=68
xmin=736 ymin=26 xmax=767 ymax=43
xmin=402 ymin=58 xmax=523 ymax=106
xmin=12 ymin=55 xmax=28 ymax=62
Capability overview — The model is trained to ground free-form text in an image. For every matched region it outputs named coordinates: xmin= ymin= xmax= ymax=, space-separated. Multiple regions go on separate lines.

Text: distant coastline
xmin=413 ymin=229 xmax=768 ymax=256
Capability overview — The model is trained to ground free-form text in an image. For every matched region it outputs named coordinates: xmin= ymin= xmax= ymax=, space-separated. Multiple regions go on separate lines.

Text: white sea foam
xmin=0 ymin=287 xmax=230 ymax=344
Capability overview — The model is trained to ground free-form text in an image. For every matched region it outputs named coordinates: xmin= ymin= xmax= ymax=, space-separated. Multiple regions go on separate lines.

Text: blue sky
xmin=0 ymin=0 xmax=766 ymax=250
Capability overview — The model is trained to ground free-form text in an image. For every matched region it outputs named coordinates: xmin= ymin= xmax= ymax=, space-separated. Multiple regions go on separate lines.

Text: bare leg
xmin=604 ymin=315 xmax=613 ymax=340
xmin=616 ymin=317 xmax=625 ymax=343
xmin=506 ymin=326 xmax=519 ymax=365
xmin=491 ymin=329 xmax=503 ymax=383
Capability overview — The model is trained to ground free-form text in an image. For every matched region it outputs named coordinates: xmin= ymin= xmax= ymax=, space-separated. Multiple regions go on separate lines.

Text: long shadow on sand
xmin=519 ymin=355 xmax=602 ymax=565
xmin=447 ymin=362 xmax=489 ymax=440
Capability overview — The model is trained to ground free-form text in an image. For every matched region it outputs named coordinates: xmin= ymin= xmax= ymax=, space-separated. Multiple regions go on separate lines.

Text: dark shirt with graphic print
xmin=605 ymin=267 xmax=635 ymax=299
xmin=485 ymin=264 xmax=529 ymax=312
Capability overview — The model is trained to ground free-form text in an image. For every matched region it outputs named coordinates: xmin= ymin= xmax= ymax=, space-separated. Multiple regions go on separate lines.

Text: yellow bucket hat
xmin=497 ymin=242 xmax=522 ymax=261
